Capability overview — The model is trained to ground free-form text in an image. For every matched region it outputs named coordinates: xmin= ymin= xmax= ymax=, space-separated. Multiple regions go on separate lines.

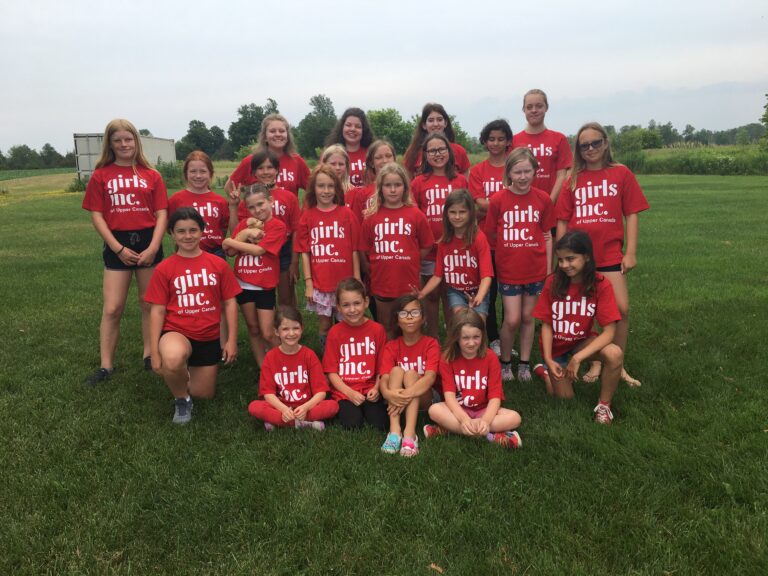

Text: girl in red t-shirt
xmin=81 ymin=119 xmax=168 ymax=385
xmin=223 ymin=184 xmax=286 ymax=367
xmin=323 ymin=278 xmax=388 ymax=430
xmin=168 ymin=151 xmax=229 ymax=257
xmin=412 ymin=133 xmax=470 ymax=338
xmin=359 ymin=163 xmax=434 ymax=337
xmin=145 ymin=207 xmax=241 ymax=424
xmin=379 ymin=296 xmax=440 ymax=457
xmin=531 ymin=231 xmax=624 ymax=425
xmin=296 ymin=165 xmax=361 ymax=353
xmin=230 ymin=149 xmax=300 ymax=309
xmin=224 ymin=113 xmax=310 ymax=197
xmin=324 ymin=107 xmax=374 ymax=188
xmin=485 ymin=148 xmax=554 ymax=383
xmin=514 ymin=89 xmax=573 ymax=203
xmin=555 ymin=122 xmax=649 ymax=387
xmin=248 ymin=306 xmax=339 ymax=431
xmin=424 ymin=309 xmax=522 ymax=449
xmin=419 ymin=189 xmax=493 ymax=321
xmin=320 ymin=144 xmax=352 ymax=198
xmin=345 ymin=139 xmax=397 ymax=224
xmin=404 ymin=103 xmax=471 ymax=178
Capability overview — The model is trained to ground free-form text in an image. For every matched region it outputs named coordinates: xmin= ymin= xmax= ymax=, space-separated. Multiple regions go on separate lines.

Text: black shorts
xmin=279 ymin=237 xmax=293 ymax=272
xmin=203 ymin=246 xmax=227 ymax=260
xmin=161 ymin=331 xmax=221 ymax=367
xmin=237 ymin=288 xmax=276 ymax=310
xmin=103 ymin=227 xmax=164 ymax=270
xmin=596 ymin=263 xmax=622 ymax=272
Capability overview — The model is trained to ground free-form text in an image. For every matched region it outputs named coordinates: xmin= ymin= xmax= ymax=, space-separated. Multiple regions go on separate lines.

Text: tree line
xmin=2 ymin=94 xmax=767 ymax=171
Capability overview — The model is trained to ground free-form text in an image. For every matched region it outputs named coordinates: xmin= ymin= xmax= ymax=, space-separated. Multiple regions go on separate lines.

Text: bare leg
xmin=158 ymin=332 xmax=192 ymax=398
xmin=99 ymin=270 xmax=133 ymax=369
xmin=135 ymin=267 xmax=157 ymax=359
xmin=188 ymin=365 xmax=219 ymax=399
xmin=500 ymin=294 xmax=522 ymax=363
xmin=602 ymin=271 xmax=640 ymax=386
xmin=422 ymin=275 xmax=439 ymax=339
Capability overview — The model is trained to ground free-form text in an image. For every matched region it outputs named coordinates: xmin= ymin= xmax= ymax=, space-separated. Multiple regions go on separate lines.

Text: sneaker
xmin=517 ymin=364 xmax=532 ymax=382
xmin=489 ymin=431 xmax=522 ymax=449
xmin=422 ymin=424 xmax=446 ymax=439
xmin=490 ymin=339 xmax=501 ymax=356
xmin=84 ymin=367 xmax=113 ymax=386
xmin=143 ymin=356 xmax=152 ymax=371
xmin=264 ymin=422 xmax=275 ymax=432
xmin=400 ymin=436 xmax=419 ymax=457
xmin=593 ymin=403 xmax=614 ymax=425
xmin=296 ymin=420 xmax=325 ymax=431
xmin=381 ymin=432 xmax=402 ymax=454
xmin=501 ymin=364 xmax=514 ymax=382
xmin=172 ymin=398 xmax=193 ymax=425
xmin=533 ymin=364 xmax=548 ymax=379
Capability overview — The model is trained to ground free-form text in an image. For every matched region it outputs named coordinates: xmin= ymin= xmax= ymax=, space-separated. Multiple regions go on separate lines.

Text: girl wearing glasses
xmin=378 ymin=296 xmax=440 ymax=457
xmin=411 ymin=133 xmax=469 ymax=337
xmin=404 ymin=103 xmax=471 ymax=178
xmin=514 ymin=89 xmax=572 ymax=204
xmin=555 ymin=122 xmax=649 ymax=387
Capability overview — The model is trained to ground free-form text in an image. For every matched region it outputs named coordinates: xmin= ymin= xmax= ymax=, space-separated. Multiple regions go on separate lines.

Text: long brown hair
xmin=552 ymin=230 xmax=597 ymax=299
xmin=569 ymin=122 xmax=617 ymax=191
xmin=440 ymin=189 xmax=477 ymax=248
xmin=404 ymin=103 xmax=456 ymax=176
xmin=442 ymin=308 xmax=487 ymax=362
xmin=95 ymin=119 xmax=152 ymax=169
xmin=304 ymin=164 xmax=345 ymax=209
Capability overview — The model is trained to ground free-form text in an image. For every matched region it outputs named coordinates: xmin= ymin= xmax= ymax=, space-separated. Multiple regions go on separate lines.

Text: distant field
xmin=0 ymin=167 xmax=74 ymax=181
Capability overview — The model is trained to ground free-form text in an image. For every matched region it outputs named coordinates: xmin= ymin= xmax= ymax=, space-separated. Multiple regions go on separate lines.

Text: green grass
xmin=1 ymin=175 xmax=767 ymax=574
xmin=0 ymin=167 xmax=75 ymax=181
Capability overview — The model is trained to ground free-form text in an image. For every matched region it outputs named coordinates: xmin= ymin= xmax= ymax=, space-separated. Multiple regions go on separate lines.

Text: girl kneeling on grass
xmin=145 ymin=208 xmax=241 ymax=425
xmin=323 ymin=278 xmax=388 ymax=431
xmin=531 ymin=230 xmax=624 ymax=425
xmin=425 ymin=308 xmax=522 ymax=449
xmin=248 ymin=306 xmax=339 ymax=431
xmin=379 ymin=296 xmax=440 ymax=457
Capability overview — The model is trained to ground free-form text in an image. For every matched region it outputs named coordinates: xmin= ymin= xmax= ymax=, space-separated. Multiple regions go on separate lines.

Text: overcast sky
xmin=2 ymin=0 xmax=766 ymax=154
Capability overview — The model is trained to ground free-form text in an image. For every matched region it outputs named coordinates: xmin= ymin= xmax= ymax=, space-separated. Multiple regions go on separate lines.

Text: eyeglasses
xmin=578 ymin=139 xmax=604 ymax=152
xmin=397 ymin=309 xmax=422 ymax=319
xmin=425 ymin=147 xmax=448 ymax=156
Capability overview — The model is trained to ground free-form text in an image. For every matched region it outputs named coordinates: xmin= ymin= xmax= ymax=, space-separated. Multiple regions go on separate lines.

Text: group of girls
xmin=82 ymin=89 xmax=648 ymax=436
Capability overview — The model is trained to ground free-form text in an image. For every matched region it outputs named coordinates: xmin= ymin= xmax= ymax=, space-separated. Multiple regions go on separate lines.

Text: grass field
xmin=1 ymin=173 xmax=767 ymax=575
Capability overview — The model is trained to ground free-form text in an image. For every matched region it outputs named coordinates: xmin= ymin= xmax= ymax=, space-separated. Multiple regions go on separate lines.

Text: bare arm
xmin=622 ymin=213 xmax=639 ymax=274
xmin=137 ymin=209 xmax=167 ymax=266
xmin=149 ymin=304 xmax=166 ymax=373
xmin=221 ymin=298 xmax=238 ymax=364
xmin=550 ymin=169 xmax=568 ymax=204
xmin=327 ymin=373 xmax=365 ymax=405
xmin=418 ymin=275 xmax=442 ymax=299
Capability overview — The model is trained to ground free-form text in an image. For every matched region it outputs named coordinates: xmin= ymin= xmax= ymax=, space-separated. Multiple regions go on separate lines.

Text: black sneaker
xmin=143 ymin=356 xmax=152 ymax=371
xmin=84 ymin=367 xmax=113 ymax=386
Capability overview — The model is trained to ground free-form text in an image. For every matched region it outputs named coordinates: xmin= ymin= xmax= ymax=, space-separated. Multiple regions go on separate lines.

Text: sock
xmin=519 ymin=360 xmax=530 ymax=366
xmin=501 ymin=361 xmax=512 ymax=368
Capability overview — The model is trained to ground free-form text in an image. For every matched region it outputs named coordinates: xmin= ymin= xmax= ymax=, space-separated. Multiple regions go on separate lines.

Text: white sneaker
xmin=490 ymin=339 xmax=501 ymax=356
xmin=501 ymin=365 xmax=514 ymax=382
xmin=172 ymin=398 xmax=193 ymax=425
xmin=593 ymin=403 xmax=614 ymax=425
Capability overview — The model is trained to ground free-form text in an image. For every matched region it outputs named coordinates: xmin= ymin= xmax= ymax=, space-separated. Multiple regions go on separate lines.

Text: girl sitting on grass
xmin=532 ymin=230 xmax=624 ymax=425
xmin=248 ymin=306 xmax=339 ymax=431
xmin=425 ymin=308 xmax=522 ymax=449
xmin=379 ymin=296 xmax=440 ymax=457
xmin=145 ymin=208 xmax=241 ymax=425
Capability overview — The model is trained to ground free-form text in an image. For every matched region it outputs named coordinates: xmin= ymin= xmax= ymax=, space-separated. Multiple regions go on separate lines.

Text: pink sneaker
xmin=423 ymin=424 xmax=446 ymax=439
xmin=533 ymin=364 xmax=548 ymax=379
xmin=593 ymin=403 xmax=614 ymax=425
xmin=488 ymin=431 xmax=522 ymax=449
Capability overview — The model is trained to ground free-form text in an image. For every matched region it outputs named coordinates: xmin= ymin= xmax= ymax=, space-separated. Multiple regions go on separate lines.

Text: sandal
xmin=582 ymin=361 xmax=602 ymax=383
xmin=380 ymin=432 xmax=402 ymax=454
xmin=400 ymin=436 xmax=419 ymax=457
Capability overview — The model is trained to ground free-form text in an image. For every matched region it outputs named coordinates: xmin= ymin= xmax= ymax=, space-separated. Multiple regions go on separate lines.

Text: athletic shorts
xmin=237 ymin=288 xmax=276 ymax=310
xmin=103 ymin=227 xmax=163 ymax=270
xmin=161 ymin=331 xmax=221 ymax=367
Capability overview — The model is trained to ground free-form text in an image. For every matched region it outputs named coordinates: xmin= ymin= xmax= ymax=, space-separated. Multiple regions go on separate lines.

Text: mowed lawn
xmin=0 ymin=174 xmax=766 ymax=575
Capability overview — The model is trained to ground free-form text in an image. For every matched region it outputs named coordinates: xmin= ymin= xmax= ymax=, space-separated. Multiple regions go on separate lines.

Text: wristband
xmin=116 ymin=246 xmax=125 ymax=255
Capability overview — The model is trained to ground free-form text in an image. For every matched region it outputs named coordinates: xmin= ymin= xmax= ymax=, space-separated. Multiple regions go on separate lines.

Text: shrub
xmin=156 ymin=160 xmax=183 ymax=188
xmin=66 ymin=175 xmax=89 ymax=192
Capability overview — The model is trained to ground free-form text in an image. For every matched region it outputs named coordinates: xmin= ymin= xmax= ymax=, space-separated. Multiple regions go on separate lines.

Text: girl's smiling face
xmin=425 ymin=139 xmax=449 ymax=171
xmin=254 ymin=158 xmax=278 ymax=186
xmin=337 ymin=289 xmax=368 ymax=326
xmin=423 ymin=110 xmax=447 ymax=133
xmin=265 ymin=120 xmax=289 ymax=152
xmin=485 ymin=129 xmax=509 ymax=157
xmin=110 ymin=130 xmax=136 ymax=165
xmin=556 ymin=248 xmax=588 ymax=280
xmin=276 ymin=318 xmax=302 ymax=348
xmin=342 ymin=116 xmax=363 ymax=148
xmin=171 ymin=218 xmax=203 ymax=253
xmin=246 ymin=192 xmax=273 ymax=221
xmin=578 ymin=128 xmax=608 ymax=169
xmin=458 ymin=325 xmax=483 ymax=359
xmin=397 ymin=300 xmax=424 ymax=336
xmin=185 ymin=160 xmax=211 ymax=192
xmin=314 ymin=172 xmax=337 ymax=208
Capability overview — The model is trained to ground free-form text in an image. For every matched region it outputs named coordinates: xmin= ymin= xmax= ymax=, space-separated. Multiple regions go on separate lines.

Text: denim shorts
xmin=446 ymin=286 xmax=490 ymax=316
xmin=498 ymin=280 xmax=545 ymax=297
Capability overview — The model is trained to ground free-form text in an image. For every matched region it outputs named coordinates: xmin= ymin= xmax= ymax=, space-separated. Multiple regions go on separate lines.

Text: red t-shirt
xmin=414 ymin=142 xmax=471 ymax=175
xmin=294 ymin=204 xmax=360 ymax=292
xmin=346 ymin=184 xmax=376 ymax=224
xmin=380 ymin=335 xmax=441 ymax=376
xmin=485 ymin=187 xmax=555 ymax=284
xmin=532 ymin=273 xmax=621 ymax=358
xmin=228 ymin=152 xmax=310 ymax=195
xmin=231 ymin=217 xmax=286 ymax=288
xmin=513 ymin=129 xmax=573 ymax=194
xmin=434 ymin=231 xmax=494 ymax=294
xmin=237 ymin=187 xmax=299 ymax=237
xmin=168 ymin=189 xmax=230 ymax=251
xmin=411 ymin=173 xmax=469 ymax=260
xmin=323 ymin=319 xmax=387 ymax=399
xmin=347 ymin=147 xmax=368 ymax=188
xmin=555 ymin=165 xmax=650 ymax=268
xmin=439 ymin=352 xmax=504 ymax=410
xmin=259 ymin=345 xmax=330 ymax=407
xmin=144 ymin=251 xmax=241 ymax=341
xmin=469 ymin=159 xmax=506 ymax=226
xmin=82 ymin=164 xmax=168 ymax=230
xmin=359 ymin=206 xmax=434 ymax=298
